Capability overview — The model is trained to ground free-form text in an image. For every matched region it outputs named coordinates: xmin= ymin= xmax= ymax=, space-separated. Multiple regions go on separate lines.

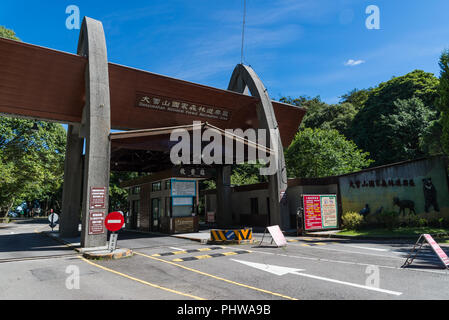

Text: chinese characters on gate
xmin=136 ymin=93 xmax=231 ymax=121
xmin=348 ymin=178 xmax=416 ymax=189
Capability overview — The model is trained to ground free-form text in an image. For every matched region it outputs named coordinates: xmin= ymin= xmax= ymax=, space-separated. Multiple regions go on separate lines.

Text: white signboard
xmin=171 ymin=180 xmax=196 ymax=197
xmin=108 ymin=233 xmax=118 ymax=252
xmin=267 ymin=225 xmax=287 ymax=247
xmin=172 ymin=197 xmax=194 ymax=206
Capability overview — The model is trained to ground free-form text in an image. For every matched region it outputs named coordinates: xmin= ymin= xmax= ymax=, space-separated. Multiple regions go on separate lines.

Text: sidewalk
xmin=41 ymin=231 xmax=133 ymax=259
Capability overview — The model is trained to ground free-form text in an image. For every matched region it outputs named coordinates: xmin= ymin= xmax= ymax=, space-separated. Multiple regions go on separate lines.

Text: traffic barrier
xmin=210 ymin=228 xmax=252 ymax=244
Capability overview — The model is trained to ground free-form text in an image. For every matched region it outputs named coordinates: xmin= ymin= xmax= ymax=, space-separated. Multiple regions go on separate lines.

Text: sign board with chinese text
xmin=172 ymin=197 xmax=194 ymax=206
xmin=173 ymin=166 xmax=213 ymax=179
xmin=207 ymin=211 xmax=215 ymax=223
xmin=136 ymin=93 xmax=231 ymax=122
xmin=108 ymin=233 xmax=118 ymax=252
xmin=89 ymin=187 xmax=106 ymax=210
xmin=303 ymin=195 xmax=338 ymax=231
xmin=88 ymin=211 xmax=105 ymax=235
xmin=171 ymin=179 xmax=196 ymax=197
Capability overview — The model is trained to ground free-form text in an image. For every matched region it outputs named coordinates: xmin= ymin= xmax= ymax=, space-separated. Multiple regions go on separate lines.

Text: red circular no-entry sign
xmin=105 ymin=211 xmax=125 ymax=232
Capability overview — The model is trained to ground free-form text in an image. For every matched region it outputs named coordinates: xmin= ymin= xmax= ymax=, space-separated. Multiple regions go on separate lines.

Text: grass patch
xmin=337 ymin=227 xmax=449 ymax=238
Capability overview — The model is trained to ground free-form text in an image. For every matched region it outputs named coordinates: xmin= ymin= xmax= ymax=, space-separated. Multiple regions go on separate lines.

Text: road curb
xmin=40 ymin=231 xmax=81 ymax=251
xmin=302 ymin=231 xmax=449 ymax=243
xmin=82 ymin=248 xmax=133 ymax=260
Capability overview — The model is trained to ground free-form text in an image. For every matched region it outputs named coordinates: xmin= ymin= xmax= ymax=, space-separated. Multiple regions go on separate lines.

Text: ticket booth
xmin=122 ymin=169 xmax=203 ymax=234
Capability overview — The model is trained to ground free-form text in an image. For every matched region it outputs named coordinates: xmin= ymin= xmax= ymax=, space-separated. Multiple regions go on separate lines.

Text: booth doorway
xmin=151 ymin=198 xmax=161 ymax=232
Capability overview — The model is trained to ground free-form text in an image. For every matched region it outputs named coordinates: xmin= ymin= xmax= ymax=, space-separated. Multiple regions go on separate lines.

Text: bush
xmin=418 ymin=218 xmax=428 ymax=228
xmin=378 ymin=211 xmax=400 ymax=230
xmin=342 ymin=211 xmax=364 ymax=230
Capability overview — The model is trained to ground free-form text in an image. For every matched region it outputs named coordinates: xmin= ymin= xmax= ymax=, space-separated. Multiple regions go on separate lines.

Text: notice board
xmin=171 ymin=179 xmax=196 ymax=197
xmin=303 ymin=194 xmax=338 ymax=231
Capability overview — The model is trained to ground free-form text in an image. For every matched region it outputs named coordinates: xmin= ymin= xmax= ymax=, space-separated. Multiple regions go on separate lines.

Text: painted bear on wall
xmin=422 ymin=178 xmax=439 ymax=212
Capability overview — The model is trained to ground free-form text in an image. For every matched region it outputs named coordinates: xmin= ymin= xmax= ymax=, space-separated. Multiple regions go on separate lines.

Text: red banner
xmin=303 ymin=195 xmax=323 ymax=230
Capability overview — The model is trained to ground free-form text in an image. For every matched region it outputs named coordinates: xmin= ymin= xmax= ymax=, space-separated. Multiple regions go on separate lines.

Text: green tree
xmin=340 ymin=88 xmax=372 ymax=110
xmin=0 ymin=26 xmax=20 ymax=41
xmin=377 ymin=98 xmax=437 ymax=162
xmin=301 ymin=102 xmax=358 ymax=137
xmin=438 ymin=50 xmax=449 ymax=155
xmin=0 ymin=119 xmax=66 ymax=216
xmin=109 ymin=171 xmax=139 ymax=212
xmin=281 ymin=96 xmax=358 ymax=137
xmin=350 ymin=70 xmax=440 ymax=165
xmin=285 ymin=128 xmax=373 ymax=178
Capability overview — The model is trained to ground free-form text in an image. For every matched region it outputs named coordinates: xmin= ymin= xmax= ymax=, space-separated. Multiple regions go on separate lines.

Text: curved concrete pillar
xmin=228 ymin=64 xmax=289 ymax=229
xmin=60 ymin=124 xmax=83 ymax=237
xmin=77 ymin=17 xmax=111 ymax=248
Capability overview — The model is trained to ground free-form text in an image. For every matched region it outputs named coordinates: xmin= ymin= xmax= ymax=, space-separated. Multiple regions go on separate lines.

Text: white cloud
xmin=344 ymin=59 xmax=366 ymax=67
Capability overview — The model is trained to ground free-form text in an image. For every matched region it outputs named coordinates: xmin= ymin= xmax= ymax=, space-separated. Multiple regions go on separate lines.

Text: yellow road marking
xmin=173 ymin=250 xmax=187 ymax=255
xmin=196 ymin=255 xmax=212 ymax=259
xmin=301 ymin=244 xmax=310 ymax=247
xmin=314 ymin=243 xmax=326 ymax=245
xmin=222 ymin=252 xmax=238 ymax=256
xmin=152 ymin=254 xmax=161 ymax=257
xmin=135 ymin=251 xmax=298 ymax=300
xmin=198 ymin=248 xmax=212 ymax=252
xmin=79 ymin=256 xmax=205 ymax=300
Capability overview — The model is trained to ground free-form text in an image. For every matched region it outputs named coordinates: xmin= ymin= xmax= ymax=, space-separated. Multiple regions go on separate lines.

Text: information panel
xmin=171 ymin=179 xmax=196 ymax=197
xmin=88 ymin=211 xmax=105 ymax=235
xmin=90 ymin=187 xmax=106 ymax=210
xmin=303 ymin=194 xmax=338 ymax=231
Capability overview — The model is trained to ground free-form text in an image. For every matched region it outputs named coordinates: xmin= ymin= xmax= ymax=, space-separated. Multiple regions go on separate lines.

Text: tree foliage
xmin=350 ymin=70 xmax=440 ymax=165
xmin=340 ymin=88 xmax=372 ymax=110
xmin=438 ymin=50 xmax=449 ymax=155
xmin=109 ymin=171 xmax=139 ymax=212
xmin=285 ymin=128 xmax=373 ymax=178
xmin=281 ymin=96 xmax=357 ymax=138
xmin=0 ymin=26 xmax=20 ymax=41
xmin=0 ymin=119 xmax=66 ymax=215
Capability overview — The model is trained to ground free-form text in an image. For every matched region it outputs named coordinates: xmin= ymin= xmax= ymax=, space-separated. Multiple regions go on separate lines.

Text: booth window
xmin=152 ymin=182 xmax=161 ymax=192
xmin=132 ymin=186 xmax=141 ymax=195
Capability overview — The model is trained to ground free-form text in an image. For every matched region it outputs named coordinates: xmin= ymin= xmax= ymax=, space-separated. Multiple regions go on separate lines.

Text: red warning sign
xmin=423 ymin=234 xmax=449 ymax=268
xmin=105 ymin=212 xmax=125 ymax=232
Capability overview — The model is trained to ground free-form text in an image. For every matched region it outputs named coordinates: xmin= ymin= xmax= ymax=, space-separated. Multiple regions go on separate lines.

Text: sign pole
xmin=104 ymin=211 xmax=124 ymax=253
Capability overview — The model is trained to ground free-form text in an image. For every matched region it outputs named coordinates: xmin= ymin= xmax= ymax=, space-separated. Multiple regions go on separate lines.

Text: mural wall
xmin=339 ymin=156 xmax=449 ymax=223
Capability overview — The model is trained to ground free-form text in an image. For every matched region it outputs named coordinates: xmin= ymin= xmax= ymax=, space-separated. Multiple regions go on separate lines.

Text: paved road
xmin=1 ymin=220 xmax=448 ymax=300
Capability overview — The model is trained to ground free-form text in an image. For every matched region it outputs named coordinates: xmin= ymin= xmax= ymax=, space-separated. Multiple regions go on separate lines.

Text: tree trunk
xmin=3 ymin=198 xmax=15 ymax=218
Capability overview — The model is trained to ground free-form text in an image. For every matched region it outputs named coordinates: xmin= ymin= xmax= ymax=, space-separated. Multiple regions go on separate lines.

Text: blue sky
xmin=2 ymin=0 xmax=449 ymax=105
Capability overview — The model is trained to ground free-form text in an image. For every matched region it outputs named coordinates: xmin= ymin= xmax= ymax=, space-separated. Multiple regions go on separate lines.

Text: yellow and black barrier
xmin=210 ymin=228 xmax=252 ymax=244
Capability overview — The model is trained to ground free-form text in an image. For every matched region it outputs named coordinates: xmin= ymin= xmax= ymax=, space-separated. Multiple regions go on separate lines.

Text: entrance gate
xmin=0 ymin=17 xmax=305 ymax=247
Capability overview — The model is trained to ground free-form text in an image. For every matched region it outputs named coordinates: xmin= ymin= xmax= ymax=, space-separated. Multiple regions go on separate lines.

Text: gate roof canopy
xmin=0 ymin=38 xmax=306 ymax=172
xmin=110 ymin=122 xmax=275 ymax=172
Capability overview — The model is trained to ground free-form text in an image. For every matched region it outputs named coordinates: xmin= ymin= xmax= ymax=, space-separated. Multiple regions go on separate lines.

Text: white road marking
xmin=288 ymin=242 xmax=405 ymax=259
xmin=232 ymin=259 xmax=402 ymax=296
xmin=345 ymin=245 xmax=389 ymax=252
xmin=169 ymin=247 xmax=184 ymax=251
xmin=251 ymin=248 xmax=449 ymax=275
